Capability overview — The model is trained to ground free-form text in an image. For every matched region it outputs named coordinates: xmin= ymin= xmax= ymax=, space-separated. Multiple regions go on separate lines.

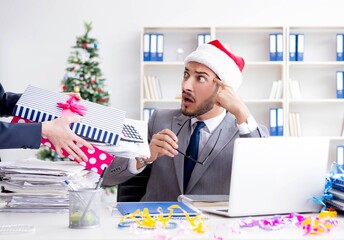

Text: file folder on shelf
xmin=269 ymin=34 xmax=277 ymax=61
xmin=197 ymin=34 xmax=205 ymax=47
xmin=337 ymin=34 xmax=344 ymax=61
xmin=204 ymin=34 xmax=210 ymax=44
xmin=276 ymin=33 xmax=283 ymax=61
xmin=277 ymin=108 xmax=284 ymax=136
xmin=157 ymin=34 xmax=164 ymax=61
xmin=269 ymin=108 xmax=277 ymax=136
xmin=197 ymin=33 xmax=211 ymax=46
xmin=337 ymin=71 xmax=344 ymax=99
xmin=296 ymin=34 xmax=304 ymax=61
xmin=289 ymin=34 xmax=297 ymax=61
xmin=143 ymin=33 xmax=150 ymax=61
xmin=150 ymin=34 xmax=158 ymax=61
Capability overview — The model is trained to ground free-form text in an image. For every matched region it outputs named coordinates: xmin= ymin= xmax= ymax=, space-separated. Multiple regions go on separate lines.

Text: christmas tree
xmin=37 ymin=22 xmax=110 ymax=161
xmin=62 ymin=22 xmax=110 ymax=104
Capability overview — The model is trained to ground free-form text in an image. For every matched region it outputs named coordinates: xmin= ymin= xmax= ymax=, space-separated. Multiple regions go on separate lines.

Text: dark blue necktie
xmin=183 ymin=121 xmax=205 ymax=192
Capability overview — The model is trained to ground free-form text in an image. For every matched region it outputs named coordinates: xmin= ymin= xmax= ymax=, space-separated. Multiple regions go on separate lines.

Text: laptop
xmin=200 ymin=137 xmax=329 ymax=217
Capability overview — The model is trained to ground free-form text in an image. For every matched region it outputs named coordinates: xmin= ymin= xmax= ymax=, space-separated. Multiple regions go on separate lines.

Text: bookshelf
xmin=140 ymin=26 xmax=344 ymax=165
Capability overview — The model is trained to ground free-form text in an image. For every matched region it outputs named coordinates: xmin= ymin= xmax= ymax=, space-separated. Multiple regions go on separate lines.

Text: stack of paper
xmin=0 ymin=158 xmax=99 ymax=213
xmin=91 ymin=118 xmax=150 ymax=159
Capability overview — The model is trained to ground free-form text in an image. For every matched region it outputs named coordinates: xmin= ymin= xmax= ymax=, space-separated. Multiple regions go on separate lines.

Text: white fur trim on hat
xmin=184 ymin=43 xmax=243 ymax=91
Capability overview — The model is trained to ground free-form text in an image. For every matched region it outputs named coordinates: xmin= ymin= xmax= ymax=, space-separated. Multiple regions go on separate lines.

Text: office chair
xmin=116 ymin=165 xmax=151 ymax=202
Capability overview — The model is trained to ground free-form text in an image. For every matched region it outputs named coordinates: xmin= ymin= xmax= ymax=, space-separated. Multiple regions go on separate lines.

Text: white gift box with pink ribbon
xmin=13 ymin=85 xmax=126 ymax=145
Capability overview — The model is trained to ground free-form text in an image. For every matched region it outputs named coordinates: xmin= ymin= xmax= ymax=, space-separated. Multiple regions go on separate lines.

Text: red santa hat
xmin=184 ymin=40 xmax=245 ymax=91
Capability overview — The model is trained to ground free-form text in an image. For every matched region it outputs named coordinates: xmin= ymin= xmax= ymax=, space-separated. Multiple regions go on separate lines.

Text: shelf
xmin=289 ymin=99 xmax=344 ymax=104
xmin=140 ymin=26 xmax=344 ymax=144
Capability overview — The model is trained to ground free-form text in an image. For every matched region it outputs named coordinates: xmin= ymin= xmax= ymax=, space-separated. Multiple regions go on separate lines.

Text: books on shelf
xmin=288 ymin=79 xmax=302 ymax=99
xmin=289 ymin=112 xmax=302 ymax=137
xmin=143 ymin=75 xmax=162 ymax=100
xmin=269 ymin=80 xmax=283 ymax=99
xmin=143 ymin=33 xmax=164 ymax=62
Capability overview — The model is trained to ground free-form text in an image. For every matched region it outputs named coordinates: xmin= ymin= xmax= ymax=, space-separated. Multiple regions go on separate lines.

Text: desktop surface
xmin=0 ymin=202 xmax=343 ymax=240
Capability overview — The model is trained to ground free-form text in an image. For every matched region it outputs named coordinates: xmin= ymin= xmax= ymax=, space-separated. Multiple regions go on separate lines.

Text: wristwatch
xmin=135 ymin=157 xmax=153 ymax=166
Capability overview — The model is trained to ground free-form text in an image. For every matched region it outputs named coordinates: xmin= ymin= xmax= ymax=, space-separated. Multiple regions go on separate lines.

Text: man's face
xmin=181 ymin=61 xmax=218 ymax=117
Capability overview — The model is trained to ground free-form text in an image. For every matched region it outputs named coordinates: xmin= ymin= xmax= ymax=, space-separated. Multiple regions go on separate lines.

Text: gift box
xmin=12 ymin=116 xmax=114 ymax=175
xmin=13 ymin=85 xmax=126 ymax=145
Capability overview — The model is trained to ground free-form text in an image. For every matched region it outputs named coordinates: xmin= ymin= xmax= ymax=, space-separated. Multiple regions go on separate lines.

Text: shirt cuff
xmin=128 ymin=158 xmax=145 ymax=174
xmin=237 ymin=115 xmax=258 ymax=134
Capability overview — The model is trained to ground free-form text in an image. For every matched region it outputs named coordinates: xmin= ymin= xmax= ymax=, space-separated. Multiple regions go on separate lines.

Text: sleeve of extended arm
xmin=0 ymin=84 xmax=21 ymax=117
xmin=0 ymin=121 xmax=42 ymax=149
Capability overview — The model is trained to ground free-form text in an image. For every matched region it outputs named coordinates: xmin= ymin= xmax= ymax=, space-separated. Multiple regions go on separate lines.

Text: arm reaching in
xmin=42 ymin=116 xmax=94 ymax=162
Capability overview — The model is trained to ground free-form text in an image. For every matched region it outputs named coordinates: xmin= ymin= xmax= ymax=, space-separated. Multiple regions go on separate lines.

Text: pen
xmin=95 ymin=167 xmax=107 ymax=189
xmin=64 ymin=180 xmax=79 ymax=191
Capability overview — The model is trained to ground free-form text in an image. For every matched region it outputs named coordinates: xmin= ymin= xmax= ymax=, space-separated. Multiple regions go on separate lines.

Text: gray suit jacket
xmin=102 ymin=109 xmax=269 ymax=201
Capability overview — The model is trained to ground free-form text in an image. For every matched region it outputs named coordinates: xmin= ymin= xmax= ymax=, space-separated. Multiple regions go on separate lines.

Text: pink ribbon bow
xmin=57 ymin=96 xmax=87 ymax=117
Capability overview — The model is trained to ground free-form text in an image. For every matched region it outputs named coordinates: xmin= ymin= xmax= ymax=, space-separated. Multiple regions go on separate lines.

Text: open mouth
xmin=182 ymin=92 xmax=195 ymax=104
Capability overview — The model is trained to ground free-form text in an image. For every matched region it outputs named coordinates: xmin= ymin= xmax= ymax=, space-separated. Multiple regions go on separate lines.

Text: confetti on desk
xmin=237 ymin=210 xmax=338 ymax=236
xmin=118 ymin=204 xmax=208 ymax=238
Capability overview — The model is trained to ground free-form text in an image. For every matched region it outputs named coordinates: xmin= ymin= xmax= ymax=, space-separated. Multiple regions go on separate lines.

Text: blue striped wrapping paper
xmin=13 ymin=85 xmax=126 ymax=145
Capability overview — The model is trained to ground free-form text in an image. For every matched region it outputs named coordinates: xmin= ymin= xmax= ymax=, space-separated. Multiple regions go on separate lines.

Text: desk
xmin=1 ymin=203 xmax=344 ymax=240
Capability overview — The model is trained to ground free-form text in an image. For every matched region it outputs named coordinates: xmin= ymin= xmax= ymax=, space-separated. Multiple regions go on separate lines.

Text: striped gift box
xmin=13 ymin=85 xmax=126 ymax=145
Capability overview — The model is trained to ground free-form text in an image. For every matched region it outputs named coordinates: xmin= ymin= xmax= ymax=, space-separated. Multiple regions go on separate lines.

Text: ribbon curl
xmin=118 ymin=204 xmax=207 ymax=234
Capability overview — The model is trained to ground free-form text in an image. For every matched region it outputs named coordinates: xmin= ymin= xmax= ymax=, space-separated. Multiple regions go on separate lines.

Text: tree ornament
xmin=74 ymin=86 xmax=80 ymax=93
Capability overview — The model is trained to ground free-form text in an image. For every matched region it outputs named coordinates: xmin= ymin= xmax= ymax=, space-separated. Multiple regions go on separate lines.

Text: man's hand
xmin=148 ymin=129 xmax=179 ymax=163
xmin=214 ymin=78 xmax=250 ymax=124
xmin=42 ymin=116 xmax=94 ymax=162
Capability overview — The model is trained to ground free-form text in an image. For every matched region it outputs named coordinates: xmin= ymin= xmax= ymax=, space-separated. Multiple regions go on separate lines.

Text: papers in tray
xmin=114 ymin=201 xmax=201 ymax=217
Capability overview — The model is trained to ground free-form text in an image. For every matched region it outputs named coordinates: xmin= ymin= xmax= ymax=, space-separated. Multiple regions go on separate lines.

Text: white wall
xmin=1 ymin=0 xmax=344 ymax=160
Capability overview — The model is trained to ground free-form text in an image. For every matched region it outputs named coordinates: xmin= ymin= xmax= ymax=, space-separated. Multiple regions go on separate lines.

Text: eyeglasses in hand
xmin=175 ymin=117 xmax=222 ymax=165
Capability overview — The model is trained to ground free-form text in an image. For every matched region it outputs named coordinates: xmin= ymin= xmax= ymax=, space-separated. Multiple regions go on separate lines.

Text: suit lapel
xmin=172 ymin=114 xmax=191 ymax=194
xmin=186 ymin=113 xmax=238 ymax=193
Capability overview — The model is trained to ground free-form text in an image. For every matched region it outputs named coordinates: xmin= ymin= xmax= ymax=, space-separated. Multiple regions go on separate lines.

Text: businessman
xmin=0 ymin=83 xmax=93 ymax=162
xmin=103 ymin=40 xmax=269 ymax=201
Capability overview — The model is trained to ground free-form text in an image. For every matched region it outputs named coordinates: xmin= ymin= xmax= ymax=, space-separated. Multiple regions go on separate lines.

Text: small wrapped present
xmin=13 ymin=85 xmax=126 ymax=145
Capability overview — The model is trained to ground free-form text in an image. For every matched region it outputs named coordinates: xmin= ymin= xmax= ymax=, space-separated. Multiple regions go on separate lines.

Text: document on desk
xmin=114 ymin=202 xmax=201 ymax=217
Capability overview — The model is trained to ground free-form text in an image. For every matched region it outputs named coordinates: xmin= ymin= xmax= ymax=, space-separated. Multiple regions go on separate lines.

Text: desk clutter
xmin=0 ymin=158 xmax=99 ymax=213
xmin=11 ymin=85 xmax=149 ymax=175
xmin=113 ymin=202 xmax=339 ymax=239
xmin=323 ymin=164 xmax=344 ymax=212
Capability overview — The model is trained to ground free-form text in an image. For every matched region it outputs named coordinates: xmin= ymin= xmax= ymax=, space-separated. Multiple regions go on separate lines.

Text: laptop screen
xmin=227 ymin=137 xmax=329 ymax=217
